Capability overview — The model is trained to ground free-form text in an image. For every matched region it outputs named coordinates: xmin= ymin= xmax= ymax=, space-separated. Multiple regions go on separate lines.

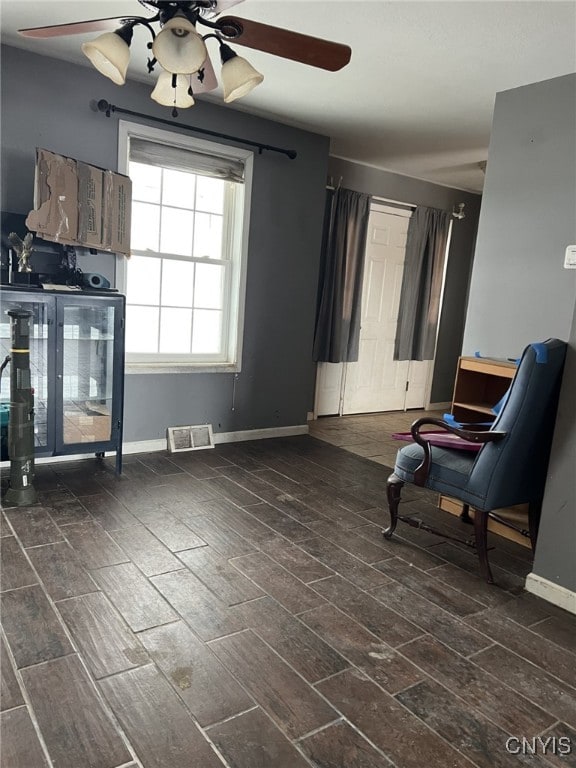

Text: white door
xmin=315 ymin=362 xmax=344 ymax=416
xmin=314 ymin=204 xmax=433 ymax=417
xmin=405 ymin=360 xmax=433 ymax=410
xmin=343 ymin=206 xmax=411 ymax=413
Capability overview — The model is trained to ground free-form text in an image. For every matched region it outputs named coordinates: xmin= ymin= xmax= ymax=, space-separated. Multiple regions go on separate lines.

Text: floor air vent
xmin=166 ymin=424 xmax=215 ymax=453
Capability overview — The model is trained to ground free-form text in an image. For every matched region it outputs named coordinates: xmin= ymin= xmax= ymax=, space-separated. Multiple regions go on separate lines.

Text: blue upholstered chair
xmin=385 ymin=339 xmax=567 ymax=583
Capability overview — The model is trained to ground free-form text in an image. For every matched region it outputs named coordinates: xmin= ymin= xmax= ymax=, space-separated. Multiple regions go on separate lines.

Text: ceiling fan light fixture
xmin=152 ymin=16 xmax=207 ymax=74
xmin=220 ymin=44 xmax=263 ymax=103
xmin=20 ymin=7 xmax=352 ymax=116
xmin=81 ymin=26 xmax=133 ymax=85
xmin=151 ymin=70 xmax=195 ymax=108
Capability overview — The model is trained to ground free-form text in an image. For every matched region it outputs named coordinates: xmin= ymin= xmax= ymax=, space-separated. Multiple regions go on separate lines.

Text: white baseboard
xmin=121 ymin=424 xmax=310 ymax=455
xmin=524 ymin=572 xmax=576 ymax=615
xmin=0 ymin=425 xmax=310 ymax=468
xmin=214 ymin=425 xmax=309 ymax=444
xmin=123 ymin=439 xmax=166 ymax=455
xmin=0 ymin=454 xmax=99 ymax=468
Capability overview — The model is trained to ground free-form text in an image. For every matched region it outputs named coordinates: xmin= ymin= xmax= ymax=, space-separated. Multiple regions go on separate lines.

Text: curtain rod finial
xmin=96 ymin=99 xmax=114 ymax=117
xmin=452 ymin=202 xmax=466 ymax=220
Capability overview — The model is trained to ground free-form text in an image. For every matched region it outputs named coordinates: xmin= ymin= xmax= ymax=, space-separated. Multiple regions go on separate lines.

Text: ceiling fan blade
xmin=18 ymin=17 xmax=138 ymax=39
xmin=215 ymin=16 xmax=351 ymax=71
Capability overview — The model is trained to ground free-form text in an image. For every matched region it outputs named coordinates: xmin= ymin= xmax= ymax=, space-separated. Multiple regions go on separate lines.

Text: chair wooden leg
xmin=459 ymin=503 xmax=472 ymax=523
xmin=473 ymin=508 xmax=494 ymax=584
xmin=384 ymin=474 xmax=403 ymax=539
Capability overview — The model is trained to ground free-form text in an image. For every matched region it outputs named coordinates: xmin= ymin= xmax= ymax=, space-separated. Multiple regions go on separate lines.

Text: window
xmin=117 ymin=121 xmax=253 ymax=371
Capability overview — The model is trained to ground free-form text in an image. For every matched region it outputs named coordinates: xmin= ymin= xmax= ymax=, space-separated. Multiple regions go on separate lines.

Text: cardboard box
xmin=26 ymin=148 xmax=132 ymax=256
xmin=26 ymin=149 xmax=78 ymax=243
xmin=77 ymin=162 xmax=103 ymax=248
xmin=103 ymin=171 xmax=131 ymax=255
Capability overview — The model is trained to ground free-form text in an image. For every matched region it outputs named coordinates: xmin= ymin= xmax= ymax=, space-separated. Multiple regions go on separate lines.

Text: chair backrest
xmin=467 ymin=339 xmax=567 ymax=510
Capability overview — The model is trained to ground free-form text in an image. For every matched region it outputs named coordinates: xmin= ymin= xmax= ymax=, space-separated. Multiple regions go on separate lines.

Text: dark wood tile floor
xmin=1 ymin=422 xmax=576 ymax=767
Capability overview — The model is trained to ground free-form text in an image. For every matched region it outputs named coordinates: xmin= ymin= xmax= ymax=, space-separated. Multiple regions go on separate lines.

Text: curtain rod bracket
xmin=93 ymin=99 xmax=297 ymax=160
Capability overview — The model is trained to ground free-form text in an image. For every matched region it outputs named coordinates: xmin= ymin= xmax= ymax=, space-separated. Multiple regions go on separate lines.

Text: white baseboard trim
xmin=0 ymin=425 xmax=310 ymax=468
xmin=124 ymin=424 xmax=309 ymax=454
xmin=0 ymin=454 xmax=105 ymax=468
xmin=524 ymin=572 xmax=576 ymax=615
xmin=215 ymin=425 xmax=309 ymax=443
xmin=123 ymin=439 xmax=165 ymax=455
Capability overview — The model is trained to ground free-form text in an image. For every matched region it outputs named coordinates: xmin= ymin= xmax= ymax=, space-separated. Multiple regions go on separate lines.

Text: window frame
xmin=117 ymin=120 xmax=253 ymax=374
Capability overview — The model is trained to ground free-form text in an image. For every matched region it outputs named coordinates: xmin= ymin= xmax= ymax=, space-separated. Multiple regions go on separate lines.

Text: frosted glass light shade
xmin=221 ymin=55 xmax=263 ymax=103
xmin=151 ymin=71 xmax=195 ymax=108
xmin=82 ymin=31 xmax=131 ymax=85
xmin=152 ymin=17 xmax=207 ymax=74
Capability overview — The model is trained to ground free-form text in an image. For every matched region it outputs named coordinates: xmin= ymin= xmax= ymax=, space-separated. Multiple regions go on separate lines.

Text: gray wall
xmin=463 ymin=74 xmax=576 ymax=592
xmin=463 ymin=74 xmax=576 ymax=357
xmin=1 ymin=45 xmax=330 ymax=441
xmin=533 ymin=300 xmax=576 ymax=591
xmin=328 ymin=157 xmax=482 ymax=403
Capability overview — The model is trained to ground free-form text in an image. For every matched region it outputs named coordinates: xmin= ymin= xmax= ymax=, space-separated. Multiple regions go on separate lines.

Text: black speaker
xmin=82 ymin=273 xmax=110 ymax=290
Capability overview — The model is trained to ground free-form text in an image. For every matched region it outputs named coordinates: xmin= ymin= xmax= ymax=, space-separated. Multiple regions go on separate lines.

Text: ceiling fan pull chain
xmin=171 ymin=72 xmax=179 ymax=117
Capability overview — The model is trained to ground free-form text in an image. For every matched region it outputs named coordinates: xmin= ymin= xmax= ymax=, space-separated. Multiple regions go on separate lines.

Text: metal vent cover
xmin=166 ymin=424 xmax=215 ymax=453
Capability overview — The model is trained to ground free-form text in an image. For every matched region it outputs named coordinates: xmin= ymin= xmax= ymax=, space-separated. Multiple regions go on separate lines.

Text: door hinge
xmin=405 ymin=380 xmax=409 ymax=391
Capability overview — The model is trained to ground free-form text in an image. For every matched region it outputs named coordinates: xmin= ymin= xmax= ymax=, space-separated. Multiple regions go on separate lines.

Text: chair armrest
xmin=409 ymin=418 xmax=507 ymax=486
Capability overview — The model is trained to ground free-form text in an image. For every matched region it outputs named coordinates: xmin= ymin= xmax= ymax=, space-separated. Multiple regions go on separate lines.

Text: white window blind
xmin=129 ymin=138 xmax=245 ymax=182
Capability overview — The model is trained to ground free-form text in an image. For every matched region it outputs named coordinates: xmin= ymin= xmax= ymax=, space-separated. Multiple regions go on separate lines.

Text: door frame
xmin=313 ymin=200 xmax=450 ymax=418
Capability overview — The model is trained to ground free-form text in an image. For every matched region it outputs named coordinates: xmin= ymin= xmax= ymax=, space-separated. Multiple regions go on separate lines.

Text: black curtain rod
xmin=95 ymin=100 xmax=297 ymax=160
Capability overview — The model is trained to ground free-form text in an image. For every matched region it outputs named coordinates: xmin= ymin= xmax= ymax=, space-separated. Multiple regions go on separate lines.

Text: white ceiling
xmin=2 ymin=0 xmax=575 ymax=192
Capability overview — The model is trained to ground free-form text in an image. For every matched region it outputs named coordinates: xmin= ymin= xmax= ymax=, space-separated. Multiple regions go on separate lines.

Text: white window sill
xmin=125 ymin=362 xmax=240 ymax=375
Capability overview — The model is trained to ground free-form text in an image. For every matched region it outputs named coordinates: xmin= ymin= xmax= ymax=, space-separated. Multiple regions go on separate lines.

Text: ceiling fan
xmin=18 ymin=0 xmax=352 ymax=114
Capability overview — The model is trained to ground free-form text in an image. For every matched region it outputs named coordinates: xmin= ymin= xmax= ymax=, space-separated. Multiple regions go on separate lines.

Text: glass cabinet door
xmin=0 ymin=294 xmax=52 ymax=452
xmin=58 ymin=302 xmax=116 ymax=447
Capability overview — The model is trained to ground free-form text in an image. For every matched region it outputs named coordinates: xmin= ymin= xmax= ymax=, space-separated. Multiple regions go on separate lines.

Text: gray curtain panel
xmin=313 ymin=188 xmax=370 ymax=362
xmin=394 ymin=205 xmax=451 ymax=361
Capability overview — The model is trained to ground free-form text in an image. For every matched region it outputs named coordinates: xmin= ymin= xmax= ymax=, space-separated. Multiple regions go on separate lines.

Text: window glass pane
xmin=126 ymin=255 xmax=161 ymax=306
xmin=192 ymin=309 xmax=222 ymax=354
xmin=160 ymin=207 xmax=194 ymax=256
xmin=0 ymin=301 xmax=49 ymax=447
xmin=129 ymin=162 xmax=161 ymax=203
xmin=162 ymin=169 xmax=196 ymax=208
xmin=159 ymin=307 xmax=192 ymax=353
xmin=131 ymin=202 xmax=160 ymax=251
xmin=161 ymin=259 xmax=194 ymax=307
xmin=194 ymin=263 xmax=224 ymax=309
xmin=61 ymin=306 xmax=114 ymax=445
xmin=196 ymin=175 xmax=225 ymax=214
xmin=126 ymin=133 xmax=247 ymax=366
xmin=193 ymin=212 xmax=223 ymax=259
xmin=125 ymin=306 xmax=159 ymax=353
